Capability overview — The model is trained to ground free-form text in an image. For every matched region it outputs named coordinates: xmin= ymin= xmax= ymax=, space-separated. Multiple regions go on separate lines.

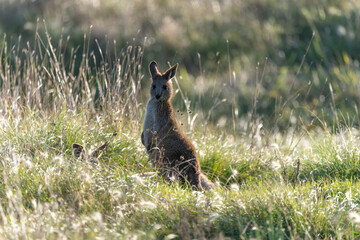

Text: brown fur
xmin=142 ymin=61 xmax=215 ymax=191
xmin=153 ymin=100 xmax=202 ymax=189
xmin=72 ymin=133 xmax=117 ymax=163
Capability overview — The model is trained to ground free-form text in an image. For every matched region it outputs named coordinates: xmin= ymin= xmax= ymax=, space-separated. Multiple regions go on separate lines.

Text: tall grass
xmin=0 ymin=25 xmax=360 ymax=239
xmin=1 ymin=111 xmax=360 ymax=238
xmin=2 ymin=0 xmax=360 ymax=130
xmin=0 ymin=22 xmax=143 ymax=120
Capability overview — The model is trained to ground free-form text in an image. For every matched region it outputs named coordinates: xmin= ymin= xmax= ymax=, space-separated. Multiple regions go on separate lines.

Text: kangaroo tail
xmin=200 ymin=172 xmax=216 ymax=190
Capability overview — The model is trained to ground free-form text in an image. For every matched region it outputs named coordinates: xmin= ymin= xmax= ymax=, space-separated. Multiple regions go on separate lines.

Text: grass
xmin=2 ymin=0 xmax=360 ymax=129
xmin=0 ymin=17 xmax=359 ymax=239
xmin=0 ymin=107 xmax=360 ymax=239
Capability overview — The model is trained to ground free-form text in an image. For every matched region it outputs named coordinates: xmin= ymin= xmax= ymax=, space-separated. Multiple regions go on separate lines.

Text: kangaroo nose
xmin=156 ymin=94 xmax=161 ymax=99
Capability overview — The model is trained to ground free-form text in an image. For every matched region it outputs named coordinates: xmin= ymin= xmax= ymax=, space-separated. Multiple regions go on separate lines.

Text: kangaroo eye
xmin=163 ymin=85 xmax=168 ymax=90
xmin=152 ymin=85 xmax=156 ymax=89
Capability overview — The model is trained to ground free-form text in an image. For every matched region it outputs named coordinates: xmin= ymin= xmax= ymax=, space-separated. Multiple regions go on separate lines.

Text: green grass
xmin=0 ymin=7 xmax=360 ymax=237
xmin=0 ymin=109 xmax=360 ymax=239
xmin=1 ymin=0 xmax=360 ymax=129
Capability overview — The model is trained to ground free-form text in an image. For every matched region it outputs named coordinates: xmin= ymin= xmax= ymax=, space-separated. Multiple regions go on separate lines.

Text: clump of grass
xmin=0 ymin=22 xmax=143 ymax=120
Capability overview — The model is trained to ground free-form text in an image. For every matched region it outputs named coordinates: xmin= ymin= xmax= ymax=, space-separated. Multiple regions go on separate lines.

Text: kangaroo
xmin=141 ymin=61 xmax=215 ymax=191
xmin=72 ymin=141 xmax=109 ymax=163
xmin=72 ymin=133 xmax=117 ymax=163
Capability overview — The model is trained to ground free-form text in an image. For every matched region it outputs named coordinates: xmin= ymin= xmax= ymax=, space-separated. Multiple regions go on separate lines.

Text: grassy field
xmin=0 ymin=0 xmax=360 ymax=239
xmin=1 ymin=110 xmax=360 ymax=239
xmin=1 ymin=0 xmax=360 ymax=129
xmin=0 ymin=30 xmax=359 ymax=239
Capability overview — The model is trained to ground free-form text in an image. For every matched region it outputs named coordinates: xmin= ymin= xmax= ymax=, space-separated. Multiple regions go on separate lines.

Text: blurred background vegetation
xmin=1 ymin=0 xmax=360 ymax=132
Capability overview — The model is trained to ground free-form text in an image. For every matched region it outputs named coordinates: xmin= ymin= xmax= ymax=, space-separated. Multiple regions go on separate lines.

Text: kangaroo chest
xmin=144 ymin=100 xmax=172 ymax=131
xmin=143 ymin=99 xmax=156 ymax=132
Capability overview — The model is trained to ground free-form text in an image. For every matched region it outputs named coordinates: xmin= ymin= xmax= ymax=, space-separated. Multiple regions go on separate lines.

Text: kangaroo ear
xmin=72 ymin=143 xmax=85 ymax=158
xmin=163 ymin=63 xmax=178 ymax=80
xmin=149 ymin=61 xmax=161 ymax=79
xmin=90 ymin=141 xmax=109 ymax=159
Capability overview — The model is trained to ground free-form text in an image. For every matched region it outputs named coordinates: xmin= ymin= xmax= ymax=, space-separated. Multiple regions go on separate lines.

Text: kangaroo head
xmin=149 ymin=61 xmax=178 ymax=102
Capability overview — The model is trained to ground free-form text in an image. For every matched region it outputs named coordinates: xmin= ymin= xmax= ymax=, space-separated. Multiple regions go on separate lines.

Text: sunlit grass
xmin=0 ymin=24 xmax=359 ymax=239
xmin=1 ymin=109 xmax=360 ymax=239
